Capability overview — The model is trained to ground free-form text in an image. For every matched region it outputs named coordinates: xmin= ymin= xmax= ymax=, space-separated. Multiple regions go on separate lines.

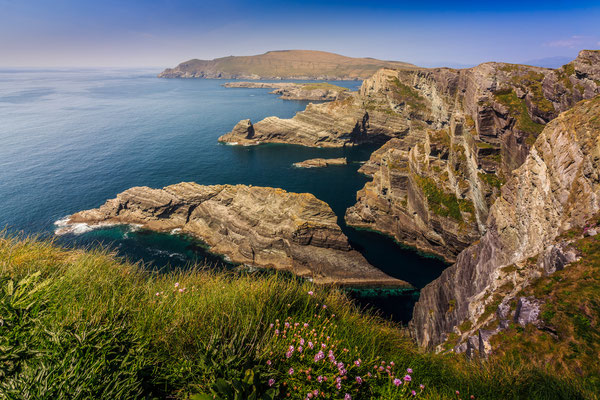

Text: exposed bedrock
xmin=62 ymin=183 xmax=410 ymax=287
xmin=410 ymin=96 xmax=600 ymax=351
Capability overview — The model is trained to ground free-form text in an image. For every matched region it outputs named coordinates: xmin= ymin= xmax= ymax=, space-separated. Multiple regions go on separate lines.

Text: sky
xmin=0 ymin=0 xmax=599 ymax=68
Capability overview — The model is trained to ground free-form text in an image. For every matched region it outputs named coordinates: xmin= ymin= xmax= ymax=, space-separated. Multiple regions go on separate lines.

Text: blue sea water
xmin=0 ymin=68 xmax=447 ymax=321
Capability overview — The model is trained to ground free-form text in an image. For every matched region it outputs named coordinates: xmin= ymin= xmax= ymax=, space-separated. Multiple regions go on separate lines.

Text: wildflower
xmin=412 ymin=390 xmax=416 ymax=396
xmin=174 ymin=282 xmax=179 ymax=287
xmin=356 ymin=376 xmax=363 ymax=384
xmin=456 ymin=391 xmax=460 ymax=395
xmin=314 ymin=351 xmax=325 ymax=362
xmin=407 ymin=368 xmax=413 ymax=374
xmin=308 ymin=341 xmax=314 ymax=349
xmin=307 ymin=393 xmax=313 ymax=399
xmin=266 ymin=360 xmax=271 ymax=365
xmin=300 ymin=338 xmax=305 ymax=345
xmin=308 ymin=291 xmax=314 ymax=296
xmin=178 ymin=288 xmax=184 ymax=293
xmin=337 ymin=362 xmax=344 ymax=369
xmin=289 ymin=368 xmax=294 ymax=375
xmin=269 ymin=323 xmax=274 ymax=328
xmin=471 ymin=396 xmax=475 ymax=399
xmin=344 ymin=394 xmax=351 ymax=400
xmin=420 ymin=384 xmax=425 ymax=390
xmin=393 ymin=378 xmax=401 ymax=386
xmin=313 ymin=390 xmax=319 ymax=396
xmin=275 ymin=329 xmax=280 ymax=335
xmin=390 ymin=361 xmax=395 ymax=366
xmin=268 ymin=378 xmax=275 ymax=387
xmin=404 ymin=375 xmax=412 ymax=382
xmin=317 ymin=376 xmax=324 ymax=383
xmin=322 ymin=305 xmax=327 ymax=309
xmin=367 ymin=372 xmax=372 ymax=377
xmin=354 ymin=359 xmax=361 ymax=367
xmin=298 ymin=346 xmax=303 ymax=353
xmin=155 ymin=292 xmax=160 ymax=296
xmin=304 ymin=323 xmax=309 ymax=328
xmin=285 ymin=322 xmax=290 ymax=328
xmin=378 ymin=366 xmax=384 ymax=372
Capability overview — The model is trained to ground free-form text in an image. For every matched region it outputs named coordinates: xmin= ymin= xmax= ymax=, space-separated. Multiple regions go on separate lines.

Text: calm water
xmin=0 ymin=68 xmax=447 ymax=321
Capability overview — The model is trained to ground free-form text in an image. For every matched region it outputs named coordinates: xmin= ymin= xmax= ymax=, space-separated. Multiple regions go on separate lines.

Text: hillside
xmin=0 ymin=235 xmax=593 ymax=399
xmin=158 ymin=50 xmax=415 ymax=80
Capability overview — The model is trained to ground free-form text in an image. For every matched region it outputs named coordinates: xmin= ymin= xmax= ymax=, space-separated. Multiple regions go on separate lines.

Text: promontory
xmin=158 ymin=50 xmax=415 ymax=80
xmin=58 ymin=182 xmax=410 ymax=288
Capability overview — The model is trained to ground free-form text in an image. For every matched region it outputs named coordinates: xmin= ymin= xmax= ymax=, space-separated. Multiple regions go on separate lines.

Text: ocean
xmin=0 ymin=68 xmax=447 ymax=321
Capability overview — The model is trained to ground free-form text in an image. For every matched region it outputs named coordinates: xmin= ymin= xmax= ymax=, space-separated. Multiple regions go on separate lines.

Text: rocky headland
xmin=158 ymin=50 xmax=415 ymax=80
xmin=293 ymin=158 xmax=347 ymax=168
xmin=410 ymin=95 xmax=600 ymax=355
xmin=60 ymin=182 xmax=410 ymax=288
xmin=223 ymin=82 xmax=350 ymax=101
xmin=223 ymin=50 xmax=600 ymax=262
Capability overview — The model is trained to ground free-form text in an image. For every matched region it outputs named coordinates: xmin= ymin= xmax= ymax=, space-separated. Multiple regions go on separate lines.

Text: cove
xmin=0 ymin=68 xmax=447 ymax=322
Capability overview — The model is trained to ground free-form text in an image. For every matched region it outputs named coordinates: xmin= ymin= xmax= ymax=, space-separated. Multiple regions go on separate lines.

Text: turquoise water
xmin=0 ymin=68 xmax=447 ymax=321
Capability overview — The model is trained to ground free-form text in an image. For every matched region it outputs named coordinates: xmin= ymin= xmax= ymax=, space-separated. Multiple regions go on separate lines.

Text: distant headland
xmin=158 ymin=50 xmax=415 ymax=80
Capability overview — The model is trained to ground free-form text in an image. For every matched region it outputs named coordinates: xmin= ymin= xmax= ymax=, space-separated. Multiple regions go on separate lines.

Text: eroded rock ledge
xmin=224 ymin=82 xmax=349 ymax=101
xmin=293 ymin=158 xmax=347 ymax=168
xmin=61 ymin=183 xmax=410 ymax=287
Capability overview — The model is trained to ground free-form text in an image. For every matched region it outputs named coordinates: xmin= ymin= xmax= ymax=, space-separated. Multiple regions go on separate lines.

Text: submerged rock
xmin=224 ymin=82 xmax=349 ymax=101
xmin=62 ymin=183 xmax=410 ymax=288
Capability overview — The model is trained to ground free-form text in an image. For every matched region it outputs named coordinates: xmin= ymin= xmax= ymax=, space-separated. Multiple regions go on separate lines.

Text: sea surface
xmin=0 ymin=68 xmax=447 ymax=321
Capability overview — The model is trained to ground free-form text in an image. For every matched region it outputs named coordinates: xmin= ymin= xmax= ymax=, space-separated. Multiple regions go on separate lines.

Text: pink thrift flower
xmin=344 ymin=394 xmax=351 ymax=400
xmin=412 ymin=390 xmax=416 ymax=396
xmin=308 ymin=291 xmax=313 ymax=295
xmin=390 ymin=361 xmax=395 ymax=366
xmin=407 ymin=368 xmax=413 ymax=374
xmin=420 ymin=384 xmax=425 ymax=390
xmin=288 ymin=368 xmax=294 ymax=375
xmin=174 ymin=282 xmax=179 ymax=287
xmin=354 ymin=359 xmax=361 ymax=366
xmin=394 ymin=378 xmax=401 ymax=386
xmin=404 ymin=375 xmax=412 ymax=382
xmin=268 ymin=378 xmax=275 ymax=387
xmin=314 ymin=351 xmax=325 ymax=362
xmin=304 ymin=323 xmax=309 ymax=328
xmin=155 ymin=292 xmax=160 ymax=296
xmin=266 ymin=360 xmax=272 ymax=366
xmin=317 ymin=375 xmax=324 ymax=383
xmin=356 ymin=376 xmax=363 ymax=384
xmin=308 ymin=341 xmax=314 ymax=349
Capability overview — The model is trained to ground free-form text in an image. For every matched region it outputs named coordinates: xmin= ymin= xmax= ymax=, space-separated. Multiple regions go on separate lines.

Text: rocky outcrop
xmin=223 ymin=82 xmax=349 ymax=101
xmin=60 ymin=183 xmax=410 ymax=287
xmin=410 ymin=95 xmax=600 ymax=351
xmin=158 ymin=50 xmax=415 ymax=80
xmin=293 ymin=158 xmax=347 ymax=168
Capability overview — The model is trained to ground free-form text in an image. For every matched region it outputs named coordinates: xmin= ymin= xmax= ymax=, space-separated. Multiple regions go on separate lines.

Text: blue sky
xmin=0 ymin=0 xmax=599 ymax=68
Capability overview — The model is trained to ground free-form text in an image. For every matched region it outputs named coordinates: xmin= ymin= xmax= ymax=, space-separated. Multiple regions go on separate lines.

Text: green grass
xmin=416 ymin=176 xmax=463 ymax=221
xmin=0 ymin=235 xmax=591 ymax=399
xmin=388 ymin=77 xmax=427 ymax=112
xmin=491 ymin=219 xmax=600 ymax=398
xmin=494 ymin=88 xmax=546 ymax=139
xmin=478 ymin=172 xmax=505 ymax=189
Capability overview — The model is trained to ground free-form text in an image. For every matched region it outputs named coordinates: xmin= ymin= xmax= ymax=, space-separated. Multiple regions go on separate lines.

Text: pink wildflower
xmin=308 ymin=291 xmax=314 ymax=296
xmin=393 ymin=378 xmax=401 ymax=386
xmin=317 ymin=375 xmax=324 ymax=383
xmin=407 ymin=368 xmax=413 ymax=374
xmin=288 ymin=368 xmax=294 ymax=375
xmin=420 ymin=384 xmax=425 ymax=390
xmin=412 ymin=390 xmax=416 ymax=396
xmin=174 ymin=282 xmax=179 ymax=287
xmin=314 ymin=351 xmax=325 ymax=362
xmin=404 ymin=375 xmax=412 ymax=382
xmin=308 ymin=341 xmax=314 ymax=349
xmin=268 ymin=378 xmax=275 ymax=387
xmin=344 ymin=394 xmax=351 ymax=400
xmin=354 ymin=359 xmax=361 ymax=366
xmin=356 ymin=376 xmax=363 ymax=384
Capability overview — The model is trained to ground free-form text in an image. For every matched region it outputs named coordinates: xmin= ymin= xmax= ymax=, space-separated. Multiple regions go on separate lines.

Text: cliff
xmin=223 ymin=50 xmax=600 ymax=261
xmin=410 ymin=96 xmax=600 ymax=354
xmin=158 ymin=50 xmax=415 ymax=80
xmin=60 ymin=183 xmax=409 ymax=287
xmin=223 ymin=81 xmax=350 ymax=101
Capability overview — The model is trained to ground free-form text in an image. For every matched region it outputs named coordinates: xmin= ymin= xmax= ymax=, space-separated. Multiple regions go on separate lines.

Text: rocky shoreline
xmin=60 ymin=182 xmax=411 ymax=288
xmin=223 ymin=82 xmax=349 ymax=101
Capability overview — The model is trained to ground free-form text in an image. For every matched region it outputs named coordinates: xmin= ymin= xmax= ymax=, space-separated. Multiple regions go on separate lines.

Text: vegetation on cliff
xmin=0 ymin=235 xmax=591 ymax=399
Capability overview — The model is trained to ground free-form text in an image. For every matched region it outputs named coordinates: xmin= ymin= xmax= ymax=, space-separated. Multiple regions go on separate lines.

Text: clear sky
xmin=1 ymin=0 xmax=599 ymax=68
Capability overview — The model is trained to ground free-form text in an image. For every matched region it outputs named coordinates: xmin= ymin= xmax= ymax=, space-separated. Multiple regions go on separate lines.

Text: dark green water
xmin=0 ymin=68 xmax=447 ymax=322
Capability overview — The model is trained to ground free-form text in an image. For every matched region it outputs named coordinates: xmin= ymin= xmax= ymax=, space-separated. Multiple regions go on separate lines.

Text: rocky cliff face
xmin=61 ymin=183 xmax=409 ymax=287
xmin=345 ymin=50 xmax=600 ymax=261
xmin=410 ymin=95 xmax=600 ymax=351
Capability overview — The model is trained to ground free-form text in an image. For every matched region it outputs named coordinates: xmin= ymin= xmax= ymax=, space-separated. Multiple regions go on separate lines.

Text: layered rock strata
xmin=293 ymin=158 xmax=347 ymax=168
xmin=410 ymin=96 xmax=600 ymax=351
xmin=61 ymin=183 xmax=410 ymax=287
xmin=223 ymin=82 xmax=349 ymax=101
xmin=222 ymin=51 xmax=600 ymax=261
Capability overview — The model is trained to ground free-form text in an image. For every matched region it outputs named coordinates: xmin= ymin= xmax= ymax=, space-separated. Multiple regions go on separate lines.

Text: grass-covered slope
xmin=0 ymin=236 xmax=591 ymax=399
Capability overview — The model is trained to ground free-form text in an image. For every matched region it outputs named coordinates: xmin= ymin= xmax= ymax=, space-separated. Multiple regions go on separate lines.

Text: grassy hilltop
xmin=0 ymin=235 xmax=596 ymax=399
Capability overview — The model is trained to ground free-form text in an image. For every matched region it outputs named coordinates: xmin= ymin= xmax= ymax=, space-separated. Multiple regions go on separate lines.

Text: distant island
xmin=158 ymin=49 xmax=415 ymax=80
